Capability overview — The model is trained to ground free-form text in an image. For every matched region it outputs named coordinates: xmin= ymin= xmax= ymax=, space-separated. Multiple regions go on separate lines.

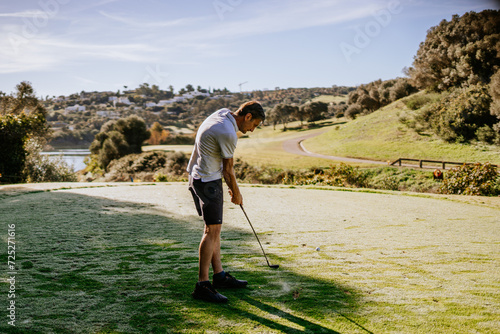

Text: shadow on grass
xmin=0 ymin=189 xmax=370 ymax=333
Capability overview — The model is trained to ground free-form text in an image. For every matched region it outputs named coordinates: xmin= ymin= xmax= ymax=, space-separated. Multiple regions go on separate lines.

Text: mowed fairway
xmin=1 ymin=183 xmax=499 ymax=333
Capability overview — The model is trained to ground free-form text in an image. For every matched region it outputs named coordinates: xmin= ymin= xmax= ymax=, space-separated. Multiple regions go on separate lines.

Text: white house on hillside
xmin=117 ymin=97 xmax=131 ymax=105
xmin=64 ymin=104 xmax=86 ymax=114
xmin=96 ymin=110 xmax=120 ymax=119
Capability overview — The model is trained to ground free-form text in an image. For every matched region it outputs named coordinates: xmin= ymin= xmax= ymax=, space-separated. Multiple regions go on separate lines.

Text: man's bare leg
xmin=198 ymin=224 xmax=223 ymax=282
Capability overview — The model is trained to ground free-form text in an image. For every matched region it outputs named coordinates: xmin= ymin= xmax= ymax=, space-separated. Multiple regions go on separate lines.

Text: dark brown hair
xmin=235 ymin=101 xmax=265 ymax=121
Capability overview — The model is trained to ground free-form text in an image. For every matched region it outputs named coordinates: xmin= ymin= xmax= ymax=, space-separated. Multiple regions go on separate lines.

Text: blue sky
xmin=0 ymin=0 xmax=498 ymax=97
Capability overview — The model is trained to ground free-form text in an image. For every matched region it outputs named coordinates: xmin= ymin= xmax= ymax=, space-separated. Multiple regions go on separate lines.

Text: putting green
xmin=0 ymin=183 xmax=498 ymax=333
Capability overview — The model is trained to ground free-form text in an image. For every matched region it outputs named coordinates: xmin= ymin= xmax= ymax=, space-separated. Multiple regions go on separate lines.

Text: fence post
xmin=419 ymin=160 xmax=423 ymax=168
xmin=442 ymin=162 xmax=446 ymax=169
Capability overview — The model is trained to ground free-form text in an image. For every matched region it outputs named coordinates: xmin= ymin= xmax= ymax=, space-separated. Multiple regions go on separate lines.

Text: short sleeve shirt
xmin=187 ymin=108 xmax=238 ymax=182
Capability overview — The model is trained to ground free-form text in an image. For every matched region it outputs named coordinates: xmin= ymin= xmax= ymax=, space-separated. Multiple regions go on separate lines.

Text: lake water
xmin=41 ymin=149 xmax=90 ymax=171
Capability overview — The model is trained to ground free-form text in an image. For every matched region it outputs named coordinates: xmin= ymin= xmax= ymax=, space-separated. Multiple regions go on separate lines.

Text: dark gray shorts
xmin=188 ymin=177 xmax=223 ymax=225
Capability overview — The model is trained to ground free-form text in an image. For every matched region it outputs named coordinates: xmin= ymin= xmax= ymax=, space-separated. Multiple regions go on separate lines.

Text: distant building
xmin=64 ymin=104 xmax=86 ymax=114
xmin=117 ymin=97 xmax=131 ymax=105
xmin=182 ymin=91 xmax=210 ymax=99
xmin=157 ymin=100 xmax=173 ymax=106
xmin=96 ymin=110 xmax=120 ymax=119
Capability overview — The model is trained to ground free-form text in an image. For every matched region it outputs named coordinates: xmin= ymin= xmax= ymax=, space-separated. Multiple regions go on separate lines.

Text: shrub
xmin=439 ymin=163 xmax=499 ymax=196
xmin=0 ymin=82 xmax=49 ymax=183
xmin=102 ymin=151 xmax=189 ymax=182
xmin=475 ymin=125 xmax=496 ymax=144
xmin=153 ymin=172 xmax=169 ymax=182
xmin=404 ymin=94 xmax=437 ymax=110
xmin=408 ymin=10 xmax=500 ymax=91
xmin=367 ymin=167 xmax=439 ymax=192
xmin=426 ymin=84 xmax=496 ymax=143
xmin=345 ymin=103 xmax=363 ymax=119
xmin=23 ymin=139 xmax=76 ymax=182
xmin=328 ymin=163 xmax=369 ymax=188
xmin=89 ymin=115 xmax=150 ymax=170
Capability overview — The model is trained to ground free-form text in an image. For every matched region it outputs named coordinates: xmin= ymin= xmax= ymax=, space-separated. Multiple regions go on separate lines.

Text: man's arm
xmin=222 ymin=158 xmax=242 ymax=205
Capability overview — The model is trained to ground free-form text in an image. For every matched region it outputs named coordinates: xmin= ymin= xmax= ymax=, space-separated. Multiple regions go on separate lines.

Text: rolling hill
xmin=303 ymin=93 xmax=500 ymax=165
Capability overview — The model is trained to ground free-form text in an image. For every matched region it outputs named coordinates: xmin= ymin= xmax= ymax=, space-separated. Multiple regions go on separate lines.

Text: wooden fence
xmin=390 ymin=158 xmax=498 ymax=169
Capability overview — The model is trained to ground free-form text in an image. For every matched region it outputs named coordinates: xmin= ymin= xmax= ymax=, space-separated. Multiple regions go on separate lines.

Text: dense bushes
xmin=346 ymin=78 xmax=417 ymax=119
xmin=93 ymin=151 xmax=189 ymax=182
xmin=0 ymin=113 xmax=46 ymax=183
xmin=439 ymin=163 xmax=499 ymax=196
xmin=0 ymin=82 xmax=51 ymax=183
xmin=91 ymin=152 xmax=498 ymax=197
xmin=408 ymin=10 xmax=500 ymax=91
xmin=23 ymin=139 xmax=77 ymax=183
xmin=490 ymin=70 xmax=500 ymax=136
xmin=89 ymin=115 xmax=150 ymax=170
xmin=401 ymin=85 xmax=499 ymax=143
xmin=430 ymin=85 xmax=496 ymax=143
xmin=234 ymin=160 xmax=441 ymax=193
xmin=401 ymin=10 xmax=500 ymax=145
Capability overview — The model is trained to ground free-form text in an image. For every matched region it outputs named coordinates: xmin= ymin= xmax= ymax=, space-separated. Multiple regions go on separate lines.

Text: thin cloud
xmin=0 ymin=10 xmax=47 ymax=18
xmin=97 ymin=10 xmax=209 ymax=29
xmin=178 ymin=0 xmax=385 ymax=42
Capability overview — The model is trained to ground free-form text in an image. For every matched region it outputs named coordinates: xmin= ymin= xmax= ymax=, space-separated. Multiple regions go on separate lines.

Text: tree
xmin=266 ymin=108 xmax=279 ymax=130
xmin=408 ymin=10 xmax=500 ymax=91
xmin=357 ymin=94 xmax=379 ymax=113
xmin=489 ymin=69 xmax=500 ymax=139
xmin=89 ymin=115 xmax=150 ymax=170
xmin=0 ymin=81 xmax=45 ymax=116
xmin=426 ymin=84 xmax=496 ymax=142
xmin=148 ymin=122 xmax=170 ymax=145
xmin=345 ymin=103 xmax=363 ymax=119
xmin=138 ymin=83 xmax=152 ymax=96
xmin=0 ymin=81 xmax=50 ymax=183
xmin=271 ymin=104 xmax=293 ymax=130
xmin=302 ymin=102 xmax=328 ymax=122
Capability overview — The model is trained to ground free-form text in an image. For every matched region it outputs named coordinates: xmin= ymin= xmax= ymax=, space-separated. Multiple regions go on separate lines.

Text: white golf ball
xmin=315 ymin=247 xmax=320 ymax=251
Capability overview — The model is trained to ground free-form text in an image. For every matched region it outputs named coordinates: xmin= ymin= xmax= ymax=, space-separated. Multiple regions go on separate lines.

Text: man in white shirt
xmin=188 ymin=101 xmax=265 ymax=303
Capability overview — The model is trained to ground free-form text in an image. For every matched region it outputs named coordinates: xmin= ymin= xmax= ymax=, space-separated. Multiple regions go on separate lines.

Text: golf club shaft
xmin=240 ymin=205 xmax=272 ymax=267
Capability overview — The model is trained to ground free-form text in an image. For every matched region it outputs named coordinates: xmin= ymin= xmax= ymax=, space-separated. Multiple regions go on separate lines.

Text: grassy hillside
xmin=234 ymin=120 xmax=377 ymax=169
xmin=309 ymin=94 xmax=347 ymax=104
xmin=304 ymin=95 xmax=500 ymax=165
xmin=143 ymin=92 xmax=499 ymax=170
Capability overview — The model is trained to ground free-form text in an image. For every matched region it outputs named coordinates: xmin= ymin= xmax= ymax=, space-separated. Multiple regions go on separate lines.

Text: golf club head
xmin=269 ymin=264 xmax=279 ymax=269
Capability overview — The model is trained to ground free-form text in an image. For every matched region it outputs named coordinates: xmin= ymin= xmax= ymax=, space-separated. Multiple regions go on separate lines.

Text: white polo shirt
xmin=187 ymin=108 xmax=238 ymax=182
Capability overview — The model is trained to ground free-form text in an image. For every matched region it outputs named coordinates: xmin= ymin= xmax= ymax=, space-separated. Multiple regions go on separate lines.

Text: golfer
xmin=188 ymin=101 xmax=265 ymax=303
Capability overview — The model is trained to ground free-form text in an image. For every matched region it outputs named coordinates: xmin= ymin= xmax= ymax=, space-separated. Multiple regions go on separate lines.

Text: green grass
xmin=310 ymin=95 xmax=348 ymax=104
xmin=304 ymin=99 xmax=500 ymax=165
xmin=234 ymin=119 xmax=374 ymax=169
xmin=1 ymin=183 xmax=499 ymax=333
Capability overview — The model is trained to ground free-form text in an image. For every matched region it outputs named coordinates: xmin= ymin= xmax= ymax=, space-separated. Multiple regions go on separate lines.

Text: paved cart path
xmin=282 ymin=131 xmax=387 ymax=165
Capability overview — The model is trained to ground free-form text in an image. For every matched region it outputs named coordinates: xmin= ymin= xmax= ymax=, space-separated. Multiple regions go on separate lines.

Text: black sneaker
xmin=213 ymin=272 xmax=248 ymax=289
xmin=192 ymin=282 xmax=228 ymax=303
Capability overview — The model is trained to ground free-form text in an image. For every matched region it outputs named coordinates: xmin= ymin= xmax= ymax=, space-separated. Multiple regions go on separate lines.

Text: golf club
xmin=240 ymin=205 xmax=279 ymax=269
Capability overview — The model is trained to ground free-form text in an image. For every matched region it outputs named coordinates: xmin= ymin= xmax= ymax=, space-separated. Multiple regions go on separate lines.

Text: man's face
xmin=240 ymin=114 xmax=261 ymax=134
